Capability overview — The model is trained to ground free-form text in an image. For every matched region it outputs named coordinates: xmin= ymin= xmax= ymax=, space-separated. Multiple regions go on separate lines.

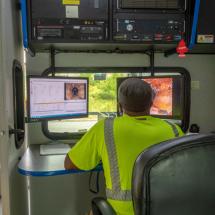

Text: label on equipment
xmin=66 ymin=6 xmax=79 ymax=18
xmin=197 ymin=35 xmax=214 ymax=43
xmin=63 ymin=0 xmax=80 ymax=5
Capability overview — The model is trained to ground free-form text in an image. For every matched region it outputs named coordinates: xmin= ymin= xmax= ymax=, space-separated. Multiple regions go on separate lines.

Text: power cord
xmin=89 ymin=171 xmax=100 ymax=194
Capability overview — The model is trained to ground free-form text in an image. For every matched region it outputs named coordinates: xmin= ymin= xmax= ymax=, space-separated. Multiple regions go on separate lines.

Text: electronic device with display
xmin=27 ymin=0 xmax=109 ymax=43
xmin=22 ymin=0 xmax=192 ymax=48
xmin=27 ymin=76 xmax=88 ymax=122
xmin=117 ymin=75 xmax=190 ymax=130
xmin=112 ymin=0 xmax=188 ymax=43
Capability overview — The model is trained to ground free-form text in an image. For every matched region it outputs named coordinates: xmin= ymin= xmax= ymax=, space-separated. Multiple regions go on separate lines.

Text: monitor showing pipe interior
xmin=117 ymin=76 xmax=184 ymax=120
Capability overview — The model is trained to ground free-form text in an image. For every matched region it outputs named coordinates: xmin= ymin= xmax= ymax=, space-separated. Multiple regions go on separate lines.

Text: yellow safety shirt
xmin=68 ymin=114 xmax=184 ymax=215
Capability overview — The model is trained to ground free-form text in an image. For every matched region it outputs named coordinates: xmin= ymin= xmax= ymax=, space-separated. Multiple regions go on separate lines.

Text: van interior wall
xmin=0 ymin=0 xmax=28 ymax=214
xmin=25 ymin=52 xmax=215 ymax=215
xmin=27 ymin=52 xmax=215 ymax=143
xmin=156 ymin=54 xmax=215 ymax=133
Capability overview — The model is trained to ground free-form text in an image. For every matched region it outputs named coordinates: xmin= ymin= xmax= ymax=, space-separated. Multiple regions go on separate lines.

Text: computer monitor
xmin=27 ymin=76 xmax=88 ymax=122
xmin=117 ymin=76 xmax=185 ymax=120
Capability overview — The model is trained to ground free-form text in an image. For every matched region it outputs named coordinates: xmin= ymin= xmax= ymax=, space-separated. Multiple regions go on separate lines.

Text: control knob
xmin=126 ymin=24 xmax=133 ymax=32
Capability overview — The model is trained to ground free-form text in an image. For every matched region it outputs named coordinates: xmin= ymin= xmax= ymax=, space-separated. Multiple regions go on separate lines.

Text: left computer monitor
xmin=27 ymin=76 xmax=88 ymax=122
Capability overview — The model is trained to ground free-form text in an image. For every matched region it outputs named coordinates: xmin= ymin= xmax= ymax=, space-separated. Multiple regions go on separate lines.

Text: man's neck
xmin=124 ymin=110 xmax=150 ymax=117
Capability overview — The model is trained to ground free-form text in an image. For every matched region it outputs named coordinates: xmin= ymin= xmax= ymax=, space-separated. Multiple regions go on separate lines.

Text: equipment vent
xmin=120 ymin=0 xmax=182 ymax=9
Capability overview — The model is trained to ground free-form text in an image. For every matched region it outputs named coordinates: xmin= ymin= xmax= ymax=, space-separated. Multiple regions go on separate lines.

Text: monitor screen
xmin=145 ymin=77 xmax=173 ymax=116
xmin=28 ymin=76 xmax=88 ymax=121
xmin=117 ymin=76 xmax=184 ymax=120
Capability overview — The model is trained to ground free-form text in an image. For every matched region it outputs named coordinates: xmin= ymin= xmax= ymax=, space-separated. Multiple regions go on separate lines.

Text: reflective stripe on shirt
xmin=104 ymin=118 xmax=132 ymax=201
xmin=164 ymin=120 xmax=180 ymax=137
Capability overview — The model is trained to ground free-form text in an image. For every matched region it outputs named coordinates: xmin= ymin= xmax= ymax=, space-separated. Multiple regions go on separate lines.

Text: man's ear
xmin=118 ymin=103 xmax=123 ymax=115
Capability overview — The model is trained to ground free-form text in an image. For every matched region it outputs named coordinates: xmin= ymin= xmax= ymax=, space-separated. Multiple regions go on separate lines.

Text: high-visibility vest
xmin=104 ymin=118 xmax=179 ymax=201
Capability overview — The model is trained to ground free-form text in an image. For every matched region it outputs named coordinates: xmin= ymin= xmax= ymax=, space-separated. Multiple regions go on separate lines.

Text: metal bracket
xmin=145 ymin=47 xmax=155 ymax=76
xmin=50 ymin=47 xmax=56 ymax=76
xmin=9 ymin=127 xmax=24 ymax=136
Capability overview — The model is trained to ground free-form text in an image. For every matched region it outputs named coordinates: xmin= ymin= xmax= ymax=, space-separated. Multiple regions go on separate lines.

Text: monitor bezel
xmin=116 ymin=75 xmax=186 ymax=120
xmin=27 ymin=75 xmax=89 ymax=122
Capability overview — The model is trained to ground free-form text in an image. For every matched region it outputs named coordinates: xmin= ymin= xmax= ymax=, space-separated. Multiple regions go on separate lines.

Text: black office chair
xmin=92 ymin=134 xmax=215 ymax=215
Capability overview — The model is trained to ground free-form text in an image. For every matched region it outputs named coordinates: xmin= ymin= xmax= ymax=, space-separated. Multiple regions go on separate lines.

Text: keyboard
xmin=40 ymin=143 xmax=71 ymax=155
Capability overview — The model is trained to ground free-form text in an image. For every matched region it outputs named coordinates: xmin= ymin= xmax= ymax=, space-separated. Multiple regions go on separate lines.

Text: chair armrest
xmin=92 ymin=197 xmax=116 ymax=215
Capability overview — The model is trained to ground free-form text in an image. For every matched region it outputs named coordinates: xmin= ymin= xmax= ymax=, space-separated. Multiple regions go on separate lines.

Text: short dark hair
xmin=118 ymin=78 xmax=153 ymax=112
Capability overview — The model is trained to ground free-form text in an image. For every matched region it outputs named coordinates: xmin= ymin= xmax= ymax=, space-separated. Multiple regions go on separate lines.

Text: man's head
xmin=118 ymin=78 xmax=154 ymax=116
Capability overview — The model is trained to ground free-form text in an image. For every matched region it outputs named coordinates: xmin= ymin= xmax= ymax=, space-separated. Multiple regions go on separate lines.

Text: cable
xmin=89 ymin=171 xmax=100 ymax=194
xmin=189 ymin=0 xmax=201 ymax=50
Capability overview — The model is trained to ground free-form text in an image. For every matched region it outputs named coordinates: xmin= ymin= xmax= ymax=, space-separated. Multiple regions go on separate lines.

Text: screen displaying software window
xmin=28 ymin=77 xmax=88 ymax=121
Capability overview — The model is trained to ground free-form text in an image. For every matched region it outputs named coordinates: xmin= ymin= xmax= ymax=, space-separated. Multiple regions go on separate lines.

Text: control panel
xmin=32 ymin=19 xmax=107 ymax=41
xmin=113 ymin=15 xmax=185 ymax=43
xmin=25 ymin=0 xmax=189 ymax=46
xmin=28 ymin=0 xmax=109 ymax=42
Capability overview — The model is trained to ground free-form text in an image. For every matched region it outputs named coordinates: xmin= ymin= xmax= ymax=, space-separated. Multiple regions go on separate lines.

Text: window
xmin=42 ymin=67 xmax=190 ymax=139
xmin=42 ymin=68 xmax=144 ymax=139
xmin=12 ymin=60 xmax=25 ymax=148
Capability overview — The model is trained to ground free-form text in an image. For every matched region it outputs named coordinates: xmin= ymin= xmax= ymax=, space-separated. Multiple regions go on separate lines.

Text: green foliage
xmin=81 ymin=73 xmax=126 ymax=112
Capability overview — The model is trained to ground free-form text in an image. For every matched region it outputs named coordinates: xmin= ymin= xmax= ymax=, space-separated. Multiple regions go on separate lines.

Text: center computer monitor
xmin=117 ymin=76 xmax=185 ymax=120
xmin=27 ymin=76 xmax=88 ymax=122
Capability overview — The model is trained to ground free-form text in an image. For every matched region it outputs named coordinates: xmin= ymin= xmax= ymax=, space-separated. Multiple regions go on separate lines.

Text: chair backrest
xmin=132 ymin=134 xmax=215 ymax=215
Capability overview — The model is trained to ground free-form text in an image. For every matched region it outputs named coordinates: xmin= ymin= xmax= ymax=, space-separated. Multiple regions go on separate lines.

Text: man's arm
xmin=64 ymin=120 xmax=103 ymax=171
xmin=64 ymin=154 xmax=79 ymax=170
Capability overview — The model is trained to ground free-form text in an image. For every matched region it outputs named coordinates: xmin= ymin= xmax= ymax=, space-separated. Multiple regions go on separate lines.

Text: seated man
xmin=64 ymin=78 xmax=183 ymax=215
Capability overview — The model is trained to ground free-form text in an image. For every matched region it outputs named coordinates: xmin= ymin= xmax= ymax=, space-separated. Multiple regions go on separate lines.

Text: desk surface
xmin=18 ymin=145 xmax=102 ymax=177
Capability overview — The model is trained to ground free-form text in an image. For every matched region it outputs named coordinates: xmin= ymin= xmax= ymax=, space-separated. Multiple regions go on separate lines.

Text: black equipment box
xmin=113 ymin=14 xmax=185 ymax=43
xmin=196 ymin=1 xmax=215 ymax=44
xmin=112 ymin=0 xmax=187 ymax=43
xmin=27 ymin=0 xmax=109 ymax=42
xmin=26 ymin=0 xmax=190 ymax=46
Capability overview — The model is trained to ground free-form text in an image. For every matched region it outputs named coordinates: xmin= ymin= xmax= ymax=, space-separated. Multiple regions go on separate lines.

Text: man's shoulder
xmin=91 ymin=118 xmax=105 ymax=131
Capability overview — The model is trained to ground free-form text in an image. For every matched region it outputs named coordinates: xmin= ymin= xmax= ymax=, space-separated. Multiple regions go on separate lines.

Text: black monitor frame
xmin=117 ymin=75 xmax=183 ymax=119
xmin=116 ymin=70 xmax=190 ymax=132
xmin=27 ymin=75 xmax=89 ymax=122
